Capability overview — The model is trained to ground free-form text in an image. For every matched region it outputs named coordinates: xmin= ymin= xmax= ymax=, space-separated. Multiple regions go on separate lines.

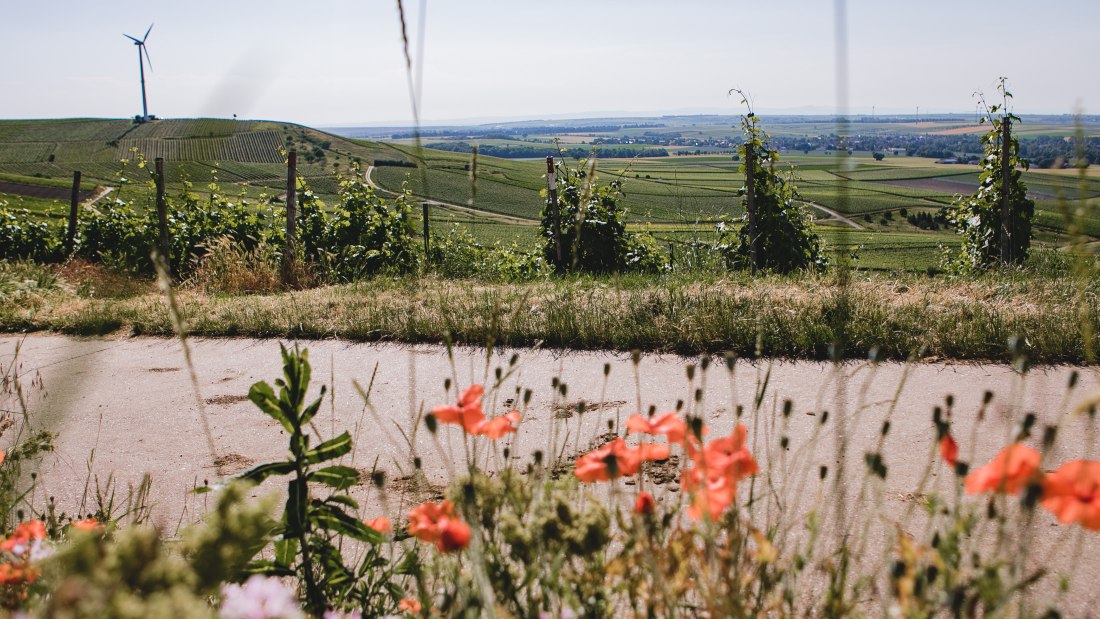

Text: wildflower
xmin=70 ymin=518 xmax=102 ymax=533
xmin=431 ymin=385 xmax=486 ymax=433
xmin=323 ymin=611 xmax=362 ymax=619
xmin=0 ymin=450 xmax=4 ymax=465
xmin=634 ymin=491 xmax=656 ymax=515
xmin=407 ymin=500 xmax=471 ymax=552
xmin=219 ymin=574 xmax=305 ymax=619
xmin=473 ymin=410 xmax=522 ymax=439
xmin=398 ymin=597 xmax=422 ymax=615
xmin=0 ymin=521 xmax=46 ymax=555
xmin=432 ymin=385 xmax=521 ymax=438
xmin=574 ymin=438 xmax=670 ymax=483
xmin=965 ymin=444 xmax=1041 ymax=495
xmin=0 ymin=564 xmax=38 ymax=586
xmin=682 ymin=424 xmax=758 ymax=520
xmin=1040 ymin=460 xmax=1100 ymax=531
xmin=626 ymin=412 xmax=687 ymax=444
xmin=940 ymin=434 xmax=959 ymax=467
xmin=364 ymin=517 xmax=393 ymax=536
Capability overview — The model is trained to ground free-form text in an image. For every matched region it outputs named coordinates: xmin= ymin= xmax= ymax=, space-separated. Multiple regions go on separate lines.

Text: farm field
xmin=1 ymin=117 xmax=1097 ymax=272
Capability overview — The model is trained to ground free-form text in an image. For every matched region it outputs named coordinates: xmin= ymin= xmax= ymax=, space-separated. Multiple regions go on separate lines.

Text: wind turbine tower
xmin=123 ymin=24 xmax=155 ymax=123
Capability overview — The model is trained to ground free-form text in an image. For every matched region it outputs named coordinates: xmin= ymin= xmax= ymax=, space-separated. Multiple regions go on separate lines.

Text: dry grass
xmin=2 ymin=268 xmax=1097 ymax=363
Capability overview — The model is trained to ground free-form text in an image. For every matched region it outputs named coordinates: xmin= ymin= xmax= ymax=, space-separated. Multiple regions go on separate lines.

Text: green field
xmin=1 ymin=117 xmax=1096 ymax=273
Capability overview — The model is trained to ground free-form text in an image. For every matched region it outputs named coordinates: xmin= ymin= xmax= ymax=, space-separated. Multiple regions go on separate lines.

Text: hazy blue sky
xmin=2 ymin=1 xmax=1096 ymax=125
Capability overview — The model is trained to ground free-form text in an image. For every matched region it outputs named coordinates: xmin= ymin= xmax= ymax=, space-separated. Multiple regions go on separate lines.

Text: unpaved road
xmin=3 ymin=334 xmax=1100 ymax=609
xmin=364 ymin=165 xmax=536 ymax=224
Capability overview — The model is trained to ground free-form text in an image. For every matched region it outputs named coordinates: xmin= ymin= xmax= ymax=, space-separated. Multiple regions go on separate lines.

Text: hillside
xmin=0 ymin=117 xmax=409 ymax=195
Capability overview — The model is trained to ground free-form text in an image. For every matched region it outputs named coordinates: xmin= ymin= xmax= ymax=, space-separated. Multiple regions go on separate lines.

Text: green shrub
xmin=0 ymin=206 xmax=59 ymax=263
xmin=429 ymin=225 xmax=546 ymax=281
xmin=716 ymin=112 xmax=825 ymax=274
xmin=540 ymin=159 xmax=667 ymax=274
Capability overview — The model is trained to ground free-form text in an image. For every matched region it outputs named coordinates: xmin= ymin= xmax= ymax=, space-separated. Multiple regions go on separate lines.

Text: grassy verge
xmin=2 ymin=263 xmax=1097 ymax=364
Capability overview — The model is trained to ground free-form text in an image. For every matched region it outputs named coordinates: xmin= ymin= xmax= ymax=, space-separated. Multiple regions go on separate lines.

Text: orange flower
xmin=407 ymin=500 xmax=471 ymax=552
xmin=682 ymin=424 xmax=758 ymax=520
xmin=472 ymin=410 xmax=522 ymax=439
xmin=438 ymin=518 xmax=471 ymax=552
xmin=0 ymin=563 xmax=37 ymax=586
xmin=634 ymin=491 xmax=656 ymax=515
xmin=626 ymin=412 xmax=688 ymax=445
xmin=965 ymin=444 xmax=1041 ymax=495
xmin=0 ymin=450 xmax=5 ymax=465
xmin=399 ymin=597 xmax=423 ymax=615
xmin=1040 ymin=460 xmax=1100 ymax=531
xmin=940 ymin=434 xmax=959 ymax=467
xmin=364 ymin=517 xmax=393 ymax=535
xmin=432 ymin=385 xmax=522 ymax=438
xmin=574 ymin=438 xmax=670 ymax=483
xmin=70 ymin=518 xmax=102 ymax=533
xmin=431 ymin=385 xmax=486 ymax=433
xmin=0 ymin=520 xmax=46 ymax=553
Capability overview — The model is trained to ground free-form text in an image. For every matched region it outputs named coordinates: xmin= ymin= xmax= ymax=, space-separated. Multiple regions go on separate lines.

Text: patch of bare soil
xmin=553 ymin=399 xmax=628 ymax=420
xmin=213 ymin=453 xmax=255 ymax=475
xmin=387 ymin=473 xmax=445 ymax=504
xmin=205 ymin=394 xmax=250 ymax=406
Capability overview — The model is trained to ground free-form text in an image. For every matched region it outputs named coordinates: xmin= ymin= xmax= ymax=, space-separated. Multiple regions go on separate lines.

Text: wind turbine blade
xmin=142 ymin=23 xmax=154 ymax=43
xmin=123 ymin=33 xmax=141 ymax=43
xmin=142 ymin=45 xmax=153 ymax=72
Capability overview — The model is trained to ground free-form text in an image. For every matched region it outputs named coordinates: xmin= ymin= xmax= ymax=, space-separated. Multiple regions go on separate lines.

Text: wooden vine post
xmin=422 ymin=202 xmax=430 ymax=258
xmin=546 ymin=156 xmax=562 ymax=272
xmin=745 ymin=141 xmax=759 ymax=273
xmin=153 ymin=158 xmax=172 ymax=277
xmin=65 ymin=170 xmax=81 ymax=255
xmin=999 ymin=119 xmax=1012 ymax=266
xmin=283 ymin=150 xmax=297 ymax=283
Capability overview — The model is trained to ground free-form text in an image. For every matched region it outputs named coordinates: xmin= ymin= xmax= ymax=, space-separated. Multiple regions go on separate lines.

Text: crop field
xmin=0 ymin=117 xmax=1095 ymax=273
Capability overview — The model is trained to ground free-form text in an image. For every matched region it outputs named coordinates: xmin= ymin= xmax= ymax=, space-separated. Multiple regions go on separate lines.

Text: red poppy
xmin=964 ymin=444 xmax=1041 ymax=495
xmin=399 ymin=597 xmax=423 ymax=615
xmin=1041 ymin=460 xmax=1100 ymax=531
xmin=682 ymin=424 xmax=758 ymax=520
xmin=431 ymin=385 xmax=486 ymax=433
xmin=634 ymin=491 xmax=656 ymax=515
xmin=574 ymin=438 xmax=670 ymax=483
xmin=626 ymin=412 xmax=688 ymax=445
xmin=0 ymin=520 xmax=46 ymax=553
xmin=364 ymin=517 xmax=393 ymax=535
xmin=472 ymin=410 xmax=522 ymax=439
xmin=407 ymin=500 xmax=471 ymax=552
xmin=940 ymin=434 xmax=959 ymax=467
xmin=70 ymin=518 xmax=102 ymax=533
xmin=0 ymin=563 xmax=37 ymax=586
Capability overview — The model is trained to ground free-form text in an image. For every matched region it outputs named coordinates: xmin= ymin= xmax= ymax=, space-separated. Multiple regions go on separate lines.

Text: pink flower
xmin=219 ymin=575 xmax=305 ymax=619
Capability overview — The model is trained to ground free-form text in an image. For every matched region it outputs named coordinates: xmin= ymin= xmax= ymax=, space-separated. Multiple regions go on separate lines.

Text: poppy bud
xmin=634 ymin=492 xmax=656 ymax=515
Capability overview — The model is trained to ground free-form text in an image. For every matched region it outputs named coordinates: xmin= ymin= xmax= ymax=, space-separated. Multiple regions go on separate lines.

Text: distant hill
xmin=0 ymin=118 xmax=409 ymax=195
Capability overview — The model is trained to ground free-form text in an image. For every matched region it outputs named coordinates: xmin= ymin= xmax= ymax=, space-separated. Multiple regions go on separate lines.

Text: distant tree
xmin=872 ymin=152 xmax=885 ymax=161
xmin=942 ymin=79 xmax=1034 ymax=271
xmin=717 ymin=90 xmax=825 ymax=273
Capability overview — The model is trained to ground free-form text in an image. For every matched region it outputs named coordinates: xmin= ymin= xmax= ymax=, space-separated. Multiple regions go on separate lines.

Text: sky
xmin=2 ymin=1 xmax=1097 ymax=126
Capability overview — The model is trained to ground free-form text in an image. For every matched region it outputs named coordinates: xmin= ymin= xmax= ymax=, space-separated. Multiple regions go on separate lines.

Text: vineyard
xmin=117 ymin=130 xmax=285 ymax=163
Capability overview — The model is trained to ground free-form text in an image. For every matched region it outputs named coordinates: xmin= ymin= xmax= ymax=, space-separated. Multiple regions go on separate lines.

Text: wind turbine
xmin=123 ymin=24 xmax=155 ymax=123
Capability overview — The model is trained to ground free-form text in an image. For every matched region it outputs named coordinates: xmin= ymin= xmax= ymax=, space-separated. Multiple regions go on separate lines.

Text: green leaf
xmin=312 ymin=502 xmax=383 ymax=544
xmin=236 ymin=460 xmax=296 ymax=484
xmin=308 ymin=465 xmax=360 ymax=490
xmin=304 ymin=431 xmax=352 ymax=464
xmin=299 ymin=394 xmax=324 ymax=427
xmin=249 ymin=381 xmax=295 ymax=433
xmin=285 ymin=478 xmax=307 ymax=537
xmin=274 ymin=537 xmax=298 ymax=567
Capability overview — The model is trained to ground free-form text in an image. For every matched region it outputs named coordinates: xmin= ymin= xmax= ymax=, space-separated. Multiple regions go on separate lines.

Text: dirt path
xmin=3 ymin=334 xmax=1099 ymax=608
xmin=364 ymin=165 xmax=537 ymax=224
xmin=800 ymin=200 xmax=866 ymax=229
